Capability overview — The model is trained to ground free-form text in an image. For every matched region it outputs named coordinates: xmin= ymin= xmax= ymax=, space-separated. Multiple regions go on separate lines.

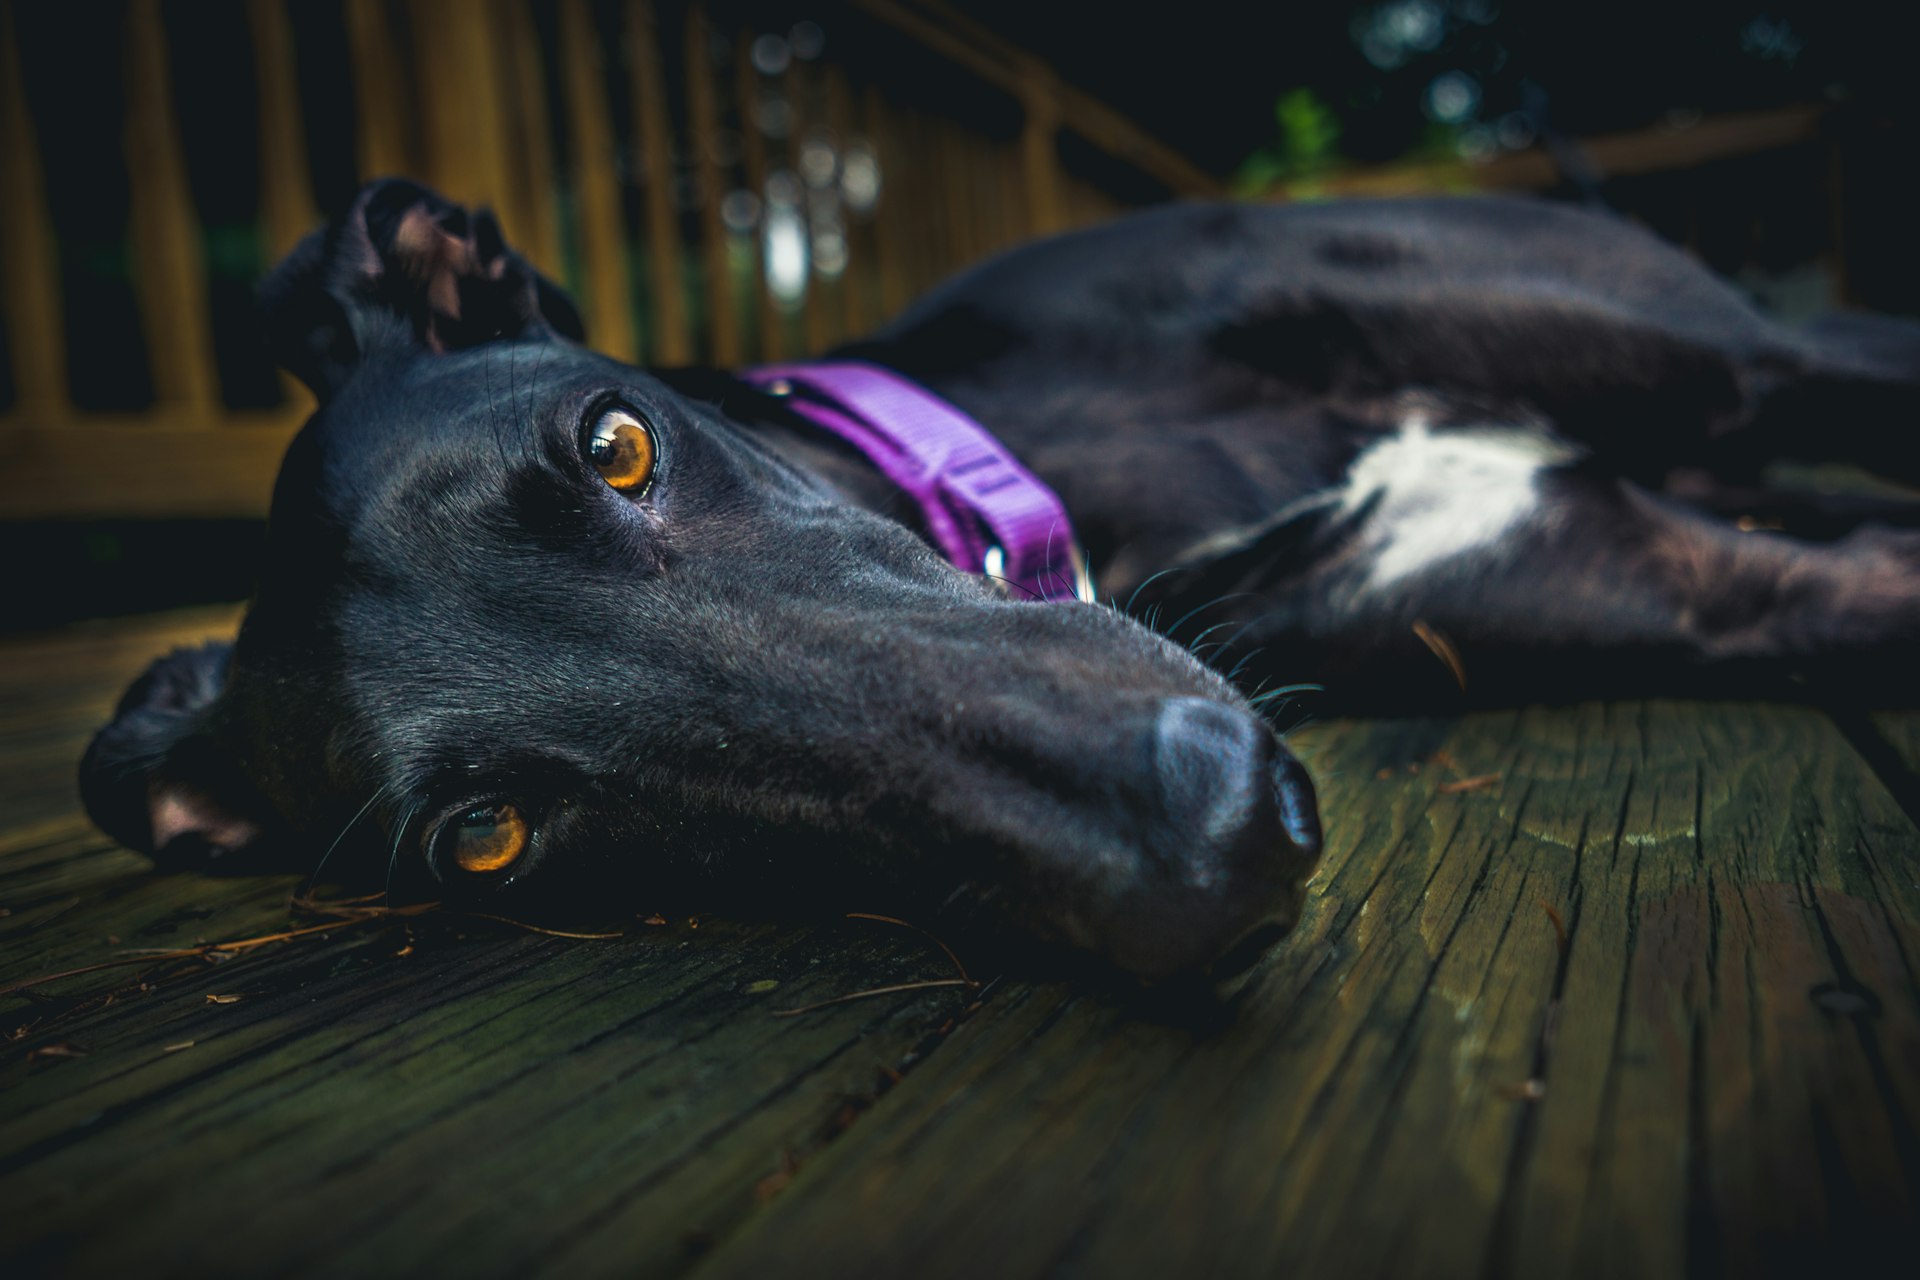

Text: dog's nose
xmin=1088 ymin=697 xmax=1322 ymax=979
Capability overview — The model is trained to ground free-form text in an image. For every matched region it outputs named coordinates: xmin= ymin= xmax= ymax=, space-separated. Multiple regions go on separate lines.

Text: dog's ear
xmin=259 ymin=178 xmax=585 ymax=399
xmin=80 ymin=643 xmax=270 ymax=865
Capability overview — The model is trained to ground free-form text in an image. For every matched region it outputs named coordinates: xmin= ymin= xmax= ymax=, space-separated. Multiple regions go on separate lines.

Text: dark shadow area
xmin=3 ymin=521 xmax=264 ymax=632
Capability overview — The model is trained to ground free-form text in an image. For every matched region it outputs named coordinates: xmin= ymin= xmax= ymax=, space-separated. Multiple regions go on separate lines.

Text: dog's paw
xmin=79 ymin=642 xmax=267 ymax=865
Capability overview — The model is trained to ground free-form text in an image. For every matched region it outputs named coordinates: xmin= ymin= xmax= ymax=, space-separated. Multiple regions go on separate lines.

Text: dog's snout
xmin=1063 ymin=696 xmax=1321 ymax=980
xmin=1148 ymin=697 xmax=1279 ymax=868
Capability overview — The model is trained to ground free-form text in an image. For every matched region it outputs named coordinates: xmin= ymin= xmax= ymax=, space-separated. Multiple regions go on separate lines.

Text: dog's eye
xmin=447 ymin=803 xmax=530 ymax=874
xmin=587 ymin=408 xmax=656 ymax=493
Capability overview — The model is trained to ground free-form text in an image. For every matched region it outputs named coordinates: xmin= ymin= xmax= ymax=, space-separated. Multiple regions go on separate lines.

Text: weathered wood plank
xmin=0 ymin=610 xmax=983 ymax=1276
xmin=8 ymin=607 xmax=1916 ymax=1276
xmin=1 ymin=908 xmax=969 ymax=1277
xmin=693 ymin=703 xmax=1920 ymax=1277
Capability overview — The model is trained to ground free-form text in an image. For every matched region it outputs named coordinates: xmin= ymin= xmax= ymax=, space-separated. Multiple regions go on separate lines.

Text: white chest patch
xmin=1337 ymin=418 xmax=1574 ymax=592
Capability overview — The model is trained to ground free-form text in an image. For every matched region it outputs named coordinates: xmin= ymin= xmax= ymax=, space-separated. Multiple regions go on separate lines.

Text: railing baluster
xmin=682 ymin=2 xmax=739 ymax=366
xmin=494 ymin=0 xmax=564 ymax=278
xmin=556 ymin=0 xmax=636 ymax=362
xmin=408 ymin=0 xmax=509 ymax=213
xmin=824 ymin=64 xmax=872 ymax=337
xmin=123 ymin=0 xmax=218 ymax=412
xmin=863 ymin=82 xmax=912 ymax=321
xmin=245 ymin=0 xmax=319 ymax=264
xmin=0 ymin=0 xmax=68 ymax=415
xmin=628 ymin=0 xmax=692 ymax=366
xmin=343 ymin=0 xmax=414 ymax=180
xmin=1016 ymin=56 xmax=1064 ymax=238
xmin=733 ymin=25 xmax=782 ymax=361
xmin=788 ymin=56 xmax=833 ymax=355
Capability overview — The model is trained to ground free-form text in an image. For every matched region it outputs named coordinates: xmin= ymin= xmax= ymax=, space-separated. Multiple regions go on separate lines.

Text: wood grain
xmin=695 ymin=704 xmax=1920 ymax=1278
xmin=4 ymin=615 xmax=1916 ymax=1276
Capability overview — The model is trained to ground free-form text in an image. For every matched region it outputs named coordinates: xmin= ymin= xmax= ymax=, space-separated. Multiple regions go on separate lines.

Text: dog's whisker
xmin=506 ymin=341 xmax=519 ymax=438
xmin=384 ymin=798 xmax=426 ymax=906
xmin=305 ymin=780 xmax=398 ymax=893
xmin=483 ymin=344 xmax=513 ymax=474
xmin=1163 ymin=591 xmax=1262 ymax=644
xmin=984 ymin=573 xmax=1045 ymax=602
xmin=1225 ymin=645 xmax=1269 ymax=686
xmin=1122 ymin=566 xmax=1187 ymax=617
xmin=1248 ymin=682 xmax=1324 ymax=705
xmin=1189 ymin=619 xmax=1240 ymax=647
xmin=89 ymin=177 xmax=1920 ymax=991
xmin=524 ymin=336 xmax=553 ymax=424
xmin=1199 ymin=607 xmax=1281 ymax=666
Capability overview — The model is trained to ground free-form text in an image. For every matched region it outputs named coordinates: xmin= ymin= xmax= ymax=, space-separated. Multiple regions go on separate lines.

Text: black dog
xmin=81 ymin=180 xmax=1920 ymax=979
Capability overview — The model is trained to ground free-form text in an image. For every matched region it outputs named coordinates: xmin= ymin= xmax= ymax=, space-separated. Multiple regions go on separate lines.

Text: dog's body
xmin=82 ymin=182 xmax=1920 ymax=979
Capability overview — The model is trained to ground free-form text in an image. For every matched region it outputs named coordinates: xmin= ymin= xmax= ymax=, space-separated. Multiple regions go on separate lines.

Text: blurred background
xmin=2 ymin=0 xmax=1914 ymax=628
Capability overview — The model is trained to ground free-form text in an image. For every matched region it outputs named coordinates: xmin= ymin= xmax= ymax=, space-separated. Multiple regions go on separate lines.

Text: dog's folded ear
xmin=80 ymin=643 xmax=270 ymax=866
xmin=260 ymin=177 xmax=585 ymax=399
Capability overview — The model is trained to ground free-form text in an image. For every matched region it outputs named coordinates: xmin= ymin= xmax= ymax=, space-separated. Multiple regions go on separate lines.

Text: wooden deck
xmin=2 ymin=607 xmax=1916 ymax=1278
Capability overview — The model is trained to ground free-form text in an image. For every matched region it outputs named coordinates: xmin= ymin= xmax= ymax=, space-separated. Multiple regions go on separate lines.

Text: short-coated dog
xmin=81 ymin=179 xmax=1920 ymax=980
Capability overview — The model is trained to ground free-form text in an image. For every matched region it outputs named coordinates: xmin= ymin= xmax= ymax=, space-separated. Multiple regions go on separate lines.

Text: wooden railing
xmin=0 ymin=1 xmax=1853 ymax=526
xmin=0 ymin=0 xmax=1220 ymax=520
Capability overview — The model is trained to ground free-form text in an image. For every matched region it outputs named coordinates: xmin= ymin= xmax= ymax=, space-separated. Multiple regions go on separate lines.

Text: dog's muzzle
xmin=1040 ymin=695 xmax=1322 ymax=981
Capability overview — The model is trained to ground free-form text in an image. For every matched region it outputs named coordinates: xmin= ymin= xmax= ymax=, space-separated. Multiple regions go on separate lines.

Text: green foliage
xmin=1233 ymin=88 xmax=1344 ymax=195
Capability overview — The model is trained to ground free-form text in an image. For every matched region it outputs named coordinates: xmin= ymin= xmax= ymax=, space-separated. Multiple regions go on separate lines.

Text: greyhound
xmin=80 ymin=179 xmax=1920 ymax=980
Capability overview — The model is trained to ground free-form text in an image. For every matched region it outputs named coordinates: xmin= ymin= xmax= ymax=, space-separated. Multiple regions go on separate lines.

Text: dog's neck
xmin=653 ymin=364 xmax=923 ymax=520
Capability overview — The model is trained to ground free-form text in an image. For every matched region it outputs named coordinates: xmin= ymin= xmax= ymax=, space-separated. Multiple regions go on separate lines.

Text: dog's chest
xmin=1335 ymin=419 xmax=1578 ymax=592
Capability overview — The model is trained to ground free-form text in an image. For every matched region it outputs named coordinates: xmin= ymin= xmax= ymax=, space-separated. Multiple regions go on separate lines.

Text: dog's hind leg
xmin=1723 ymin=310 xmax=1920 ymax=487
xmin=1661 ymin=468 xmax=1920 ymax=541
xmin=1199 ymin=461 xmax=1920 ymax=707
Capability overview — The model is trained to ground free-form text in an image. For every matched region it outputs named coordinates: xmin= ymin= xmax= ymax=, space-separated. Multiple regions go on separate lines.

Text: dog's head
xmin=81 ymin=180 xmax=1321 ymax=980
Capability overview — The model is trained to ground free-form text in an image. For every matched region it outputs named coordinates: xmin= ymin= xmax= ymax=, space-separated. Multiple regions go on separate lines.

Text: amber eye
xmin=446 ymin=803 xmax=530 ymax=875
xmin=587 ymin=408 xmax=656 ymax=493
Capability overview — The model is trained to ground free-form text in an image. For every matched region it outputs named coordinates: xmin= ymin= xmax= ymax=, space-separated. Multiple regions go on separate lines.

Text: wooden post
xmin=0 ymin=0 xmax=68 ymax=415
xmin=939 ymin=121 xmax=975 ymax=265
xmin=244 ymin=0 xmax=318 ymax=410
xmin=407 ymin=0 xmax=511 ymax=212
xmin=1016 ymin=56 xmax=1064 ymax=238
xmin=682 ymin=3 xmax=739 ymax=366
xmin=245 ymin=0 xmax=319 ymax=263
xmin=343 ymin=0 xmax=414 ymax=180
xmin=557 ymin=0 xmax=636 ymax=361
xmin=627 ymin=0 xmax=693 ymax=365
xmin=493 ymin=0 xmax=564 ymax=279
xmin=733 ymin=25 xmax=781 ymax=361
xmin=864 ymin=82 xmax=912 ymax=320
xmin=824 ymin=65 xmax=872 ymax=338
xmin=789 ymin=57 xmax=834 ymax=355
xmin=123 ymin=0 xmax=219 ymax=412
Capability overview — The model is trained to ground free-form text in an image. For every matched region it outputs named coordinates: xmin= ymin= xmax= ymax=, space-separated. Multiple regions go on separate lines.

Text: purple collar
xmin=740 ymin=361 xmax=1093 ymax=603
